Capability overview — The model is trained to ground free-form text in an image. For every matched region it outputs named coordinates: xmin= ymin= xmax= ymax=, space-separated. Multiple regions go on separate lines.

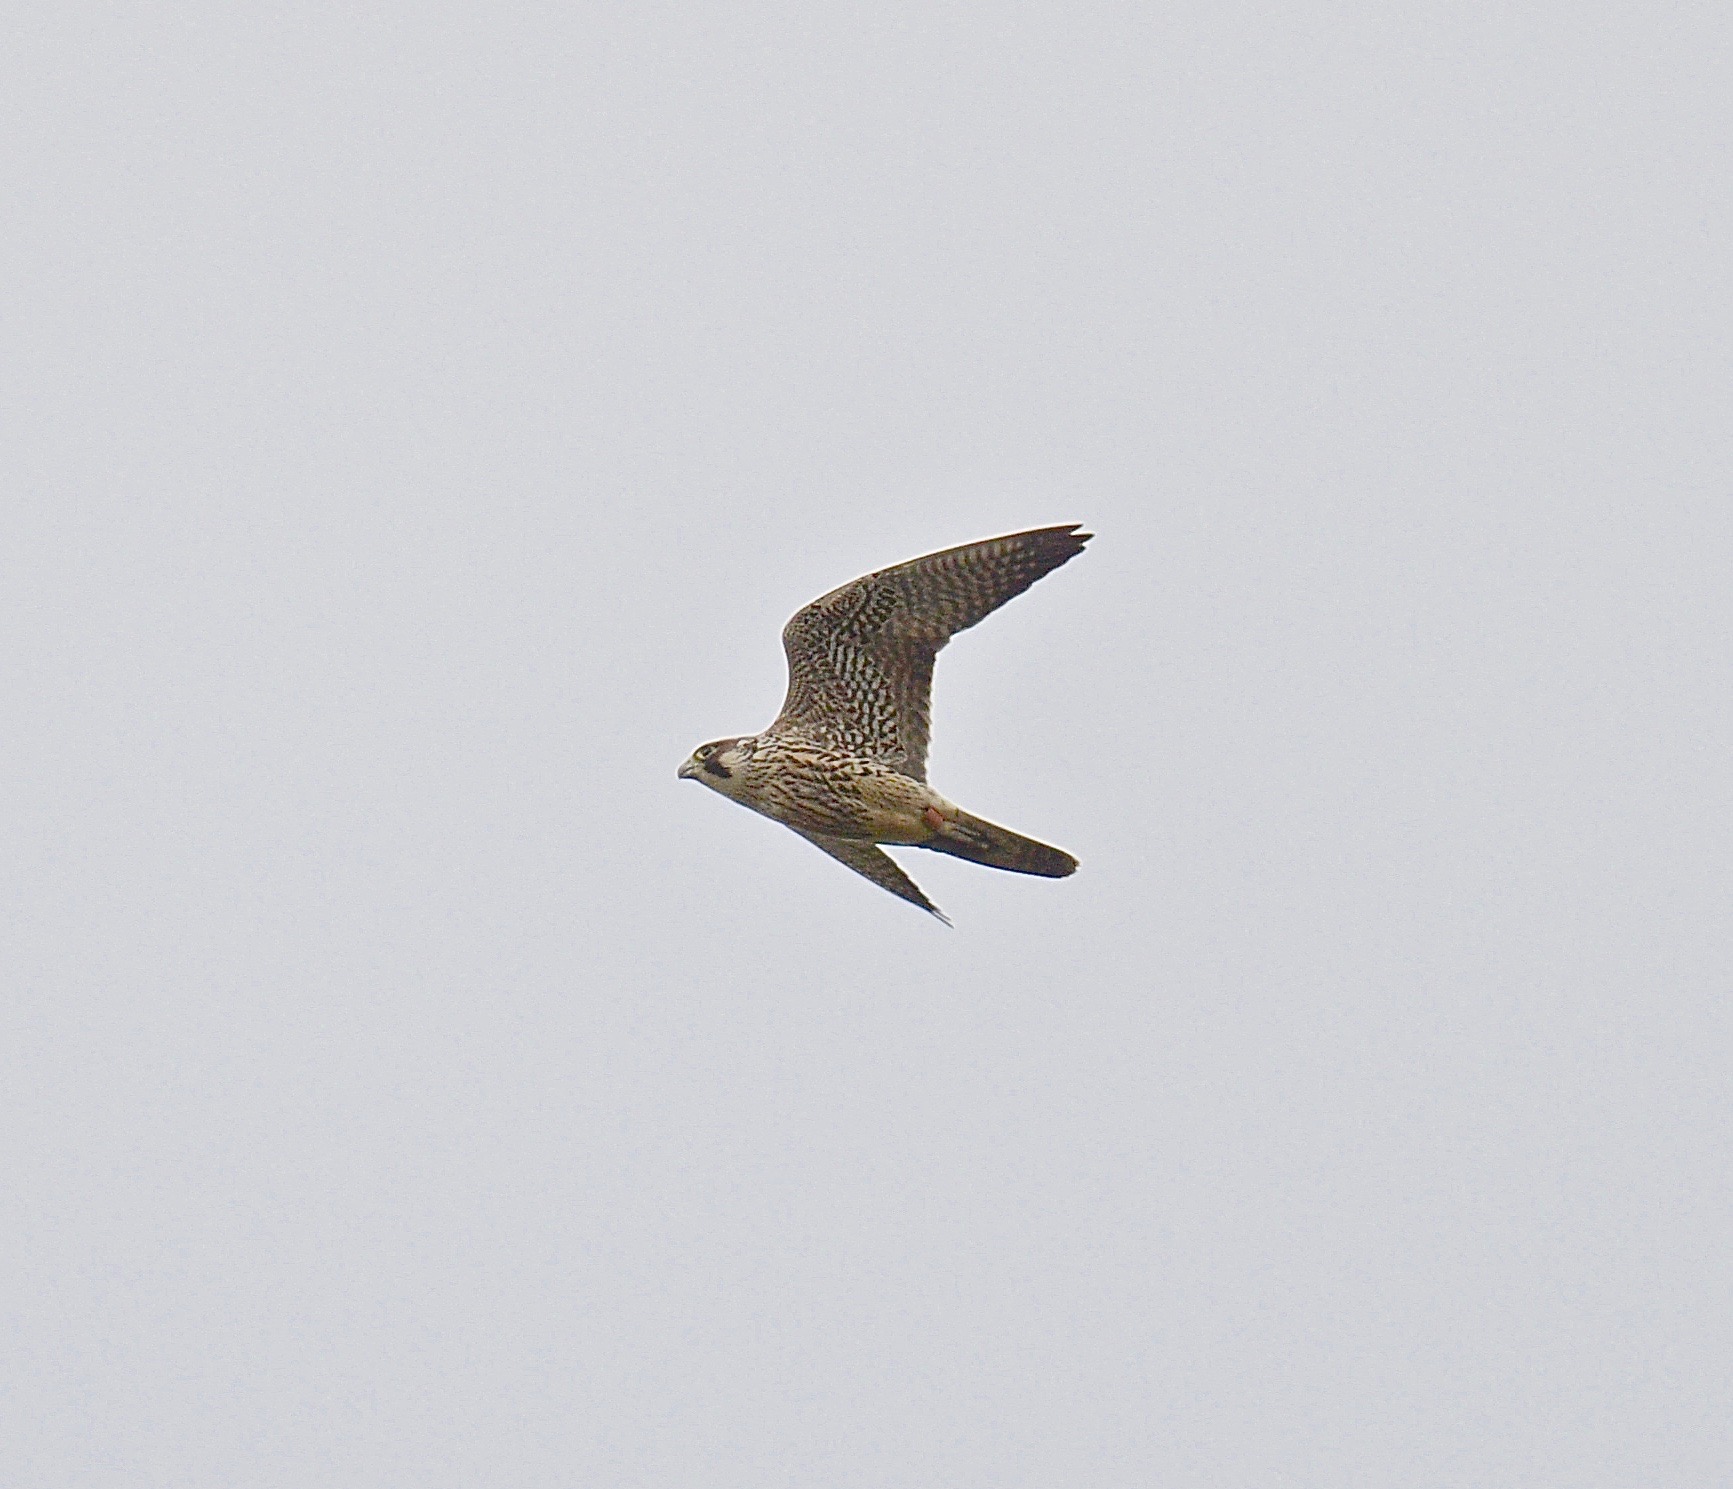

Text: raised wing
xmin=791 ymin=828 xmax=951 ymax=924
xmin=773 ymin=525 xmax=1090 ymax=780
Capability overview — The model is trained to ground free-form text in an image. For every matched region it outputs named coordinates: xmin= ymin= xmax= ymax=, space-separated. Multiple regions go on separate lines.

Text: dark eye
xmin=698 ymin=744 xmax=715 ymax=758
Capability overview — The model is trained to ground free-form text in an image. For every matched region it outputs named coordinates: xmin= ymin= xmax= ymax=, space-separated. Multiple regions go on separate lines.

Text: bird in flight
xmin=678 ymin=524 xmax=1090 ymax=922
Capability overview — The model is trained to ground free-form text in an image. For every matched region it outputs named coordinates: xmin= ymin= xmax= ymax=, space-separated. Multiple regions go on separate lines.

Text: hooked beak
xmin=677 ymin=759 xmax=697 ymax=781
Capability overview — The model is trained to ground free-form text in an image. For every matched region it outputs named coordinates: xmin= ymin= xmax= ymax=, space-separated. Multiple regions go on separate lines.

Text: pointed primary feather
xmin=791 ymin=828 xmax=951 ymax=924
xmin=774 ymin=524 xmax=1091 ymax=781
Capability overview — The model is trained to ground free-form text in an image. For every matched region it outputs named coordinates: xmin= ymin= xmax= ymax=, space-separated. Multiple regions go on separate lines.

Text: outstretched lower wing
xmin=791 ymin=828 xmax=951 ymax=925
xmin=773 ymin=525 xmax=1090 ymax=781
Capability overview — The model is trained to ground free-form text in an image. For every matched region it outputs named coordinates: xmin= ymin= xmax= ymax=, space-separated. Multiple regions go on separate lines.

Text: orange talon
xmin=923 ymin=806 xmax=947 ymax=832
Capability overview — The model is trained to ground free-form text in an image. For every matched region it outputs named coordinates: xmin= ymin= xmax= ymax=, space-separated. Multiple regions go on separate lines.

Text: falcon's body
xmin=679 ymin=525 xmax=1090 ymax=922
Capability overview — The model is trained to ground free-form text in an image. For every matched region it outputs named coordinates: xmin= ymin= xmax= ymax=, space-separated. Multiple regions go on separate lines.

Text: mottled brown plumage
xmin=679 ymin=525 xmax=1090 ymax=921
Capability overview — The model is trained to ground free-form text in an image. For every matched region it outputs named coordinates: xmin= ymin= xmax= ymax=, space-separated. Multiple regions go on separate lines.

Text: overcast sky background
xmin=4 ymin=4 xmax=1730 ymax=1485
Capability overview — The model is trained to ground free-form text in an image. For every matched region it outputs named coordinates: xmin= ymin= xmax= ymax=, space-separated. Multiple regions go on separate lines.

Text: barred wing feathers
xmin=773 ymin=525 xmax=1091 ymax=781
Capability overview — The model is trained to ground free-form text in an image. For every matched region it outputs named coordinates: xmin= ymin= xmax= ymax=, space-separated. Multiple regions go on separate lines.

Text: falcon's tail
xmin=923 ymin=811 xmax=1078 ymax=878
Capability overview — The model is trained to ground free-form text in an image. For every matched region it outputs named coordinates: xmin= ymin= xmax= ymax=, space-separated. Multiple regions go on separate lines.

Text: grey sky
xmin=5 ymin=4 xmax=1729 ymax=1485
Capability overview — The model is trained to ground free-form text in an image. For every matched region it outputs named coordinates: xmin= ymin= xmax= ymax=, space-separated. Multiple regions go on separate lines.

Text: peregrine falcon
xmin=678 ymin=524 xmax=1090 ymax=923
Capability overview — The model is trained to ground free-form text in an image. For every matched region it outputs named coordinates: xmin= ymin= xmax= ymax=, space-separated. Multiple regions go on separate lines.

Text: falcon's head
xmin=677 ymin=737 xmax=755 ymax=796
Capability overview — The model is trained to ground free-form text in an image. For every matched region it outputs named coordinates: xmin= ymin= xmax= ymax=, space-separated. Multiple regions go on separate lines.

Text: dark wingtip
xmin=1039 ymin=523 xmax=1092 ymax=559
